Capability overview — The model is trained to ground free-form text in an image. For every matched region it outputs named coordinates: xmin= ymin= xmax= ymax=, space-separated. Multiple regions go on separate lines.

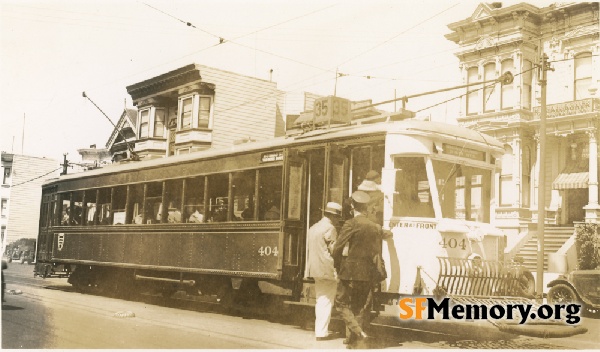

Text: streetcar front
xmin=379 ymin=123 xmax=506 ymax=296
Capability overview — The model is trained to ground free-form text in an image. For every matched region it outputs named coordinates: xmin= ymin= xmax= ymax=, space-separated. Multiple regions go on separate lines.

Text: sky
xmin=0 ymin=0 xmax=554 ymax=164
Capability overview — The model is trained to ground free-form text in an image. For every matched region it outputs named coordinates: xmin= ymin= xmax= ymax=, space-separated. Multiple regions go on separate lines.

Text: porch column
xmin=584 ymin=128 xmax=600 ymax=223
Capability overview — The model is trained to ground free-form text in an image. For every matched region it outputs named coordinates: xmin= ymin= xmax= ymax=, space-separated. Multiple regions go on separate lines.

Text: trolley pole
xmin=60 ymin=153 xmax=69 ymax=176
xmin=536 ymin=53 xmax=552 ymax=300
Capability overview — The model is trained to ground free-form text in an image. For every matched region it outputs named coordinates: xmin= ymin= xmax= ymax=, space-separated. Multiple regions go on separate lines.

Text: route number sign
xmin=313 ymin=96 xmax=351 ymax=125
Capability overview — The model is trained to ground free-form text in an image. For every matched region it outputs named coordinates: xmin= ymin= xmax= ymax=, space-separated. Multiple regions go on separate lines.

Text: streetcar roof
xmin=48 ymin=119 xmax=503 ymax=185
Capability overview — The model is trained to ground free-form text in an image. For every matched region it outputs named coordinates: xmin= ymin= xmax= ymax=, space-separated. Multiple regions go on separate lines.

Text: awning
xmin=552 ymin=170 xmax=589 ymax=190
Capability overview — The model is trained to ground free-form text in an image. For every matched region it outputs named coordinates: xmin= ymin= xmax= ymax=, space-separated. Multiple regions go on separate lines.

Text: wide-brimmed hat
xmin=351 ymin=190 xmax=370 ymax=204
xmin=365 ymin=170 xmax=381 ymax=181
xmin=357 ymin=180 xmax=380 ymax=191
xmin=324 ymin=202 xmax=342 ymax=216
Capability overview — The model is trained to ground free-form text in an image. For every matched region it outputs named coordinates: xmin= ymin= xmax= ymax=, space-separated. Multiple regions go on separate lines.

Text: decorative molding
xmin=564 ymin=25 xmax=597 ymax=40
xmin=475 ymin=35 xmax=497 ymax=50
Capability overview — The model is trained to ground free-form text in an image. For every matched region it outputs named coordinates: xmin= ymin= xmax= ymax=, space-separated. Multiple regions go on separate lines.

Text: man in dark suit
xmin=333 ymin=190 xmax=382 ymax=348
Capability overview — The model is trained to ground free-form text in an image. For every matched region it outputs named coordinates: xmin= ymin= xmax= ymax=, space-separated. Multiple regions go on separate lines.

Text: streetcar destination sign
xmin=442 ymin=144 xmax=485 ymax=161
xmin=261 ymin=151 xmax=284 ymax=163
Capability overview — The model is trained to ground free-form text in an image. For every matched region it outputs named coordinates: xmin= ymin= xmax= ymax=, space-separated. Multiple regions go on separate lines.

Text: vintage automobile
xmin=547 ymin=269 xmax=600 ymax=315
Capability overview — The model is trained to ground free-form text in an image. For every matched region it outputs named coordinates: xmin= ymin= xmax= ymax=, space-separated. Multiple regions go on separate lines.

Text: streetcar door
xmin=281 ymin=146 xmax=329 ymax=282
xmin=281 ymin=150 xmax=308 ymax=280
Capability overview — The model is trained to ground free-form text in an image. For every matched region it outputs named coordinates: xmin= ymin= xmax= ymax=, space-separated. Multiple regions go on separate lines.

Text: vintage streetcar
xmin=34 ymin=103 xmax=534 ymax=315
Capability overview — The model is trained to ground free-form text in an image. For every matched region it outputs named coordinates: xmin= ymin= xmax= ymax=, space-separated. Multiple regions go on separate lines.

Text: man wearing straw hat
xmin=357 ymin=170 xmax=384 ymax=226
xmin=305 ymin=201 xmax=343 ymax=341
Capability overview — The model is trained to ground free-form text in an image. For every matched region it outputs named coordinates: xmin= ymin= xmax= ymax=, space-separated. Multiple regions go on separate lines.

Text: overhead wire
xmin=334 ymin=2 xmax=460 ymax=68
xmin=11 ymin=167 xmax=62 ymax=188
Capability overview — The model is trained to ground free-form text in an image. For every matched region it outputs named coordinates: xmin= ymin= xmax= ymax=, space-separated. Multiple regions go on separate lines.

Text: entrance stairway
xmin=516 ymin=227 xmax=575 ymax=271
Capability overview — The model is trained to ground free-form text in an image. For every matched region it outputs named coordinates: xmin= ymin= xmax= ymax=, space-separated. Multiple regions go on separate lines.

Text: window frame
xmin=178 ymin=93 xmax=214 ymax=131
xmin=500 ymin=59 xmax=514 ymax=110
xmin=3 ymin=167 xmax=11 ymax=185
xmin=138 ymin=108 xmax=150 ymax=139
xmin=466 ymin=67 xmax=480 ymax=115
xmin=483 ymin=62 xmax=497 ymax=112
xmin=574 ymin=52 xmax=592 ymax=101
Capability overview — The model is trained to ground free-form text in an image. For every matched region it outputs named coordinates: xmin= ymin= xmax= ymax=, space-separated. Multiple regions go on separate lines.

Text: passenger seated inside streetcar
xmin=188 ymin=208 xmax=204 ymax=223
xmin=168 ymin=207 xmax=182 ymax=223
xmin=133 ymin=213 xmax=143 ymax=224
xmin=210 ymin=198 xmax=228 ymax=222
xmin=264 ymin=204 xmax=280 ymax=220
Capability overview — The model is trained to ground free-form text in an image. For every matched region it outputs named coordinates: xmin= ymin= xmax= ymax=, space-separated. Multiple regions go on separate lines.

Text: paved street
xmin=2 ymin=263 xmax=599 ymax=349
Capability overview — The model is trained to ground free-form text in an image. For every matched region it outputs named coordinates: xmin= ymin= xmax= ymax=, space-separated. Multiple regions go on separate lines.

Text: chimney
xmin=269 ymin=69 xmax=273 ymax=82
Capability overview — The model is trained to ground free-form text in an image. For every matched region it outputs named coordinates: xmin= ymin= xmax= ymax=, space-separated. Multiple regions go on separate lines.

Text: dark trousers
xmin=335 ymin=279 xmax=372 ymax=338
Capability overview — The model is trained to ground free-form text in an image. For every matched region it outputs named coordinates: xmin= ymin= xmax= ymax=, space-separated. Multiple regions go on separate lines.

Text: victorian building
xmin=446 ymin=2 xmax=599 ymax=271
xmin=123 ymin=64 xmax=286 ymax=159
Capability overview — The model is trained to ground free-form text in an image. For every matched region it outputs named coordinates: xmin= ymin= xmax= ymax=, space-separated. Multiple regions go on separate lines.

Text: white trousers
xmin=314 ymin=277 xmax=337 ymax=338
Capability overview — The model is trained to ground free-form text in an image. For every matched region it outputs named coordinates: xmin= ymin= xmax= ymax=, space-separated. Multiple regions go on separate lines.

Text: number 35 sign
xmin=313 ymin=96 xmax=351 ymax=125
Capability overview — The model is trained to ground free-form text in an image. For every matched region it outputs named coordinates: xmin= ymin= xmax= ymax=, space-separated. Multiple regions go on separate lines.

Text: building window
xmin=198 ymin=97 xmax=211 ymax=128
xmin=181 ymin=97 xmax=193 ymax=129
xmin=501 ymin=59 xmax=514 ymax=109
xmin=466 ymin=67 xmax=480 ymax=115
xmin=139 ymin=109 xmax=150 ymax=139
xmin=1 ymin=199 xmax=7 ymax=217
xmin=178 ymin=94 xmax=213 ymax=130
xmin=522 ymin=60 xmax=533 ymax=109
xmin=483 ymin=63 xmax=497 ymax=112
xmin=574 ymin=52 xmax=592 ymax=100
xmin=2 ymin=167 xmax=11 ymax=185
xmin=154 ymin=108 xmax=165 ymax=137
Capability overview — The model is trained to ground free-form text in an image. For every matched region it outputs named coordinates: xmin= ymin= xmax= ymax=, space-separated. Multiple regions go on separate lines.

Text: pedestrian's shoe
xmin=343 ymin=335 xmax=355 ymax=344
xmin=315 ymin=336 xmax=333 ymax=341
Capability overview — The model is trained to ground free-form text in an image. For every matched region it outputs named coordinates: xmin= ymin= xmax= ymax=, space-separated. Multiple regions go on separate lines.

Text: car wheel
xmin=547 ymin=283 xmax=578 ymax=304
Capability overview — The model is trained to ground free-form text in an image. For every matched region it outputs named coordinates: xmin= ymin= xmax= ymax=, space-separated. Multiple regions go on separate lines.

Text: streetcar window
xmin=232 ymin=170 xmax=255 ymax=221
xmin=329 ymin=157 xmax=344 ymax=206
xmin=258 ymin=167 xmax=282 ymax=221
xmin=432 ymin=160 xmax=491 ymax=222
xmin=59 ymin=193 xmax=71 ymax=225
xmin=72 ymin=191 xmax=84 ymax=225
xmin=351 ymin=144 xmax=384 ymax=192
xmin=112 ymin=186 xmax=127 ymax=225
xmin=145 ymin=182 xmax=163 ymax=224
xmin=51 ymin=193 xmax=59 ymax=226
xmin=98 ymin=188 xmax=111 ymax=225
xmin=393 ymin=157 xmax=434 ymax=218
xmin=287 ymin=163 xmax=303 ymax=220
xmin=207 ymin=173 xmax=229 ymax=222
xmin=128 ymin=184 xmax=144 ymax=224
xmin=165 ymin=180 xmax=183 ymax=223
xmin=184 ymin=176 xmax=205 ymax=223
xmin=85 ymin=190 xmax=97 ymax=226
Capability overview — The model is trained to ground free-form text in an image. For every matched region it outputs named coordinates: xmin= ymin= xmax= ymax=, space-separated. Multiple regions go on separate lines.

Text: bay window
xmin=178 ymin=94 xmax=213 ymax=130
xmin=138 ymin=107 xmax=167 ymax=139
